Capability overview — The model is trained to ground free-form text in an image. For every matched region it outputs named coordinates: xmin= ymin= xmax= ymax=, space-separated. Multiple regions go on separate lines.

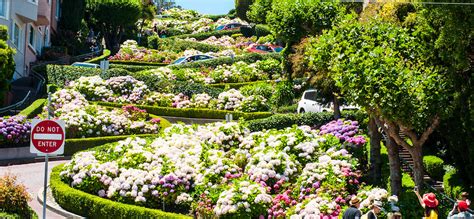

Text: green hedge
xmin=246 ymin=111 xmax=368 ymax=132
xmin=0 ymin=207 xmax=37 ymax=219
xmin=85 ymin=49 xmax=111 ymax=64
xmin=147 ymin=36 xmax=224 ymax=52
xmin=109 ymin=60 xmax=168 ymax=66
xmin=423 ymin=155 xmax=445 ymax=181
xmin=47 ymin=65 xmax=101 ymax=87
xmin=18 ymin=99 xmax=46 ymax=118
xmin=170 ymin=53 xmax=282 ymax=69
xmin=208 ymin=80 xmax=269 ymax=89
xmin=172 ymin=29 xmax=240 ymax=40
xmin=255 ymin=24 xmax=272 ymax=38
xmin=0 ymin=25 xmax=7 ymax=41
xmin=50 ymin=165 xmax=191 ymax=219
xmin=398 ymin=173 xmax=424 ymax=218
xmin=109 ymin=64 xmax=157 ymax=72
xmin=95 ymin=101 xmax=272 ymax=120
xmin=443 ymin=168 xmax=470 ymax=199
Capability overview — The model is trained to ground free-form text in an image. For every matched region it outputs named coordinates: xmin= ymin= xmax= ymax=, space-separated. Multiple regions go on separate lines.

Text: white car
xmin=297 ymin=89 xmax=359 ymax=113
xmin=71 ymin=62 xmax=99 ymax=68
xmin=171 ymin=54 xmax=215 ymax=65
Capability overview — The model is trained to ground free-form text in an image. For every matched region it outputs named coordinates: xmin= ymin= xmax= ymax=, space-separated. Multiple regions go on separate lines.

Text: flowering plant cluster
xmin=162 ymin=8 xmax=200 ymax=20
xmin=43 ymin=89 xmax=160 ymax=138
xmin=319 ymin=119 xmax=367 ymax=147
xmin=108 ymin=40 xmax=178 ymax=63
xmin=185 ymin=35 xmax=257 ymax=50
xmin=0 ymin=116 xmax=31 ymax=146
xmin=60 ymin=121 xmax=393 ymax=218
xmin=150 ymin=15 xmax=247 ymax=35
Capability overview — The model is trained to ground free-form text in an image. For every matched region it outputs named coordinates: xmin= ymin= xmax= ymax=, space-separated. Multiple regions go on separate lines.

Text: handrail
xmin=0 ymin=91 xmax=31 ymax=114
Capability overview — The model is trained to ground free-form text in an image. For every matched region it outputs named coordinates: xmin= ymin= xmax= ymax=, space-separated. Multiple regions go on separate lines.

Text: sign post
xmin=30 ymin=93 xmax=65 ymax=219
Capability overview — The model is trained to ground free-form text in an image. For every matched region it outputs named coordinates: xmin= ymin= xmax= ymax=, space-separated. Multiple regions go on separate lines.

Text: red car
xmin=246 ymin=44 xmax=283 ymax=53
xmin=216 ymin=23 xmax=245 ymax=31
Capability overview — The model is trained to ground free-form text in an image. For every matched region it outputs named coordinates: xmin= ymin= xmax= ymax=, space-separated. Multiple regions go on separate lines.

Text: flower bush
xmin=0 ymin=116 xmax=31 ymax=146
xmin=108 ymin=40 xmax=178 ymax=63
xmin=319 ymin=119 xmax=367 ymax=147
xmin=216 ymin=89 xmax=244 ymax=111
xmin=59 ymin=121 xmax=394 ymax=218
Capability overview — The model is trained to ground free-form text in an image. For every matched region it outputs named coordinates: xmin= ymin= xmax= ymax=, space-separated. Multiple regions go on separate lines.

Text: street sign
xmin=30 ymin=119 xmax=65 ymax=155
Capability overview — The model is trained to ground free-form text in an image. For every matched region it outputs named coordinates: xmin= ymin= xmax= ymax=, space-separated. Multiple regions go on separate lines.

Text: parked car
xmin=247 ymin=44 xmax=283 ymax=53
xmin=71 ymin=62 xmax=99 ymax=68
xmin=216 ymin=23 xmax=245 ymax=31
xmin=297 ymin=89 xmax=359 ymax=113
xmin=171 ymin=54 xmax=215 ymax=65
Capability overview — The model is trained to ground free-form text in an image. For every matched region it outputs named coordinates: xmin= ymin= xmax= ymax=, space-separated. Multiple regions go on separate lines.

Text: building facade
xmin=0 ymin=0 xmax=55 ymax=80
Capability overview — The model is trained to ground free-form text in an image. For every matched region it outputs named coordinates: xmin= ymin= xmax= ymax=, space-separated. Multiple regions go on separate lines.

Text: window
xmin=55 ymin=0 xmax=61 ymax=19
xmin=304 ymin=91 xmax=317 ymax=101
xmin=28 ymin=0 xmax=37 ymax=4
xmin=28 ymin=24 xmax=35 ymax=49
xmin=12 ymin=22 xmax=20 ymax=48
xmin=0 ymin=0 xmax=7 ymax=18
xmin=45 ymin=27 xmax=50 ymax=47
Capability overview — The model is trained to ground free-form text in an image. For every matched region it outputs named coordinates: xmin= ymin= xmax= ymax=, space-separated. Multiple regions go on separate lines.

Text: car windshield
xmin=273 ymin=47 xmax=283 ymax=53
xmin=173 ymin=57 xmax=186 ymax=64
xmin=216 ymin=25 xmax=224 ymax=30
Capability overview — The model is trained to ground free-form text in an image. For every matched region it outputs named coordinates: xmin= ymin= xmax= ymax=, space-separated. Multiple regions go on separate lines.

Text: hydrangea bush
xmin=0 ymin=116 xmax=31 ymax=146
xmin=59 ymin=121 xmax=396 ymax=218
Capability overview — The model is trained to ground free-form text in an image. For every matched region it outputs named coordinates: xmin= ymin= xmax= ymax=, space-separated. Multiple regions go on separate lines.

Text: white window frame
xmin=0 ymin=0 xmax=9 ymax=20
xmin=27 ymin=0 xmax=38 ymax=5
xmin=11 ymin=21 xmax=22 ymax=50
xmin=45 ymin=26 xmax=50 ymax=47
xmin=28 ymin=24 xmax=36 ymax=53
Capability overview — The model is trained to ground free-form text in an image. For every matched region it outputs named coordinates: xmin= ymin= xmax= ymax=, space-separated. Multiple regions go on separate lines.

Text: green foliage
xmin=170 ymin=53 xmax=281 ymax=69
xmin=147 ymin=36 xmax=224 ymax=52
xmin=59 ymin=0 xmax=86 ymax=32
xmin=50 ymin=165 xmax=191 ymax=219
xmin=239 ymin=82 xmax=273 ymax=100
xmin=172 ymin=29 xmax=241 ymax=40
xmin=423 ymin=155 xmax=445 ymax=181
xmin=0 ymin=30 xmax=16 ymax=106
xmin=209 ymin=81 xmax=268 ymax=90
xmin=443 ymin=168 xmax=469 ymax=200
xmin=255 ymin=24 xmax=272 ymax=37
xmin=101 ymin=68 xmax=131 ymax=79
xmin=398 ymin=173 xmax=424 ymax=218
xmin=85 ymin=49 xmax=111 ymax=63
xmin=0 ymin=210 xmax=37 ymax=219
xmin=247 ymin=0 xmax=273 ymax=24
xmin=245 ymin=110 xmax=367 ymax=132
xmin=95 ymin=101 xmax=272 ymax=120
xmin=47 ymin=65 xmax=101 ymax=87
xmin=18 ymin=99 xmax=46 ymax=119
xmin=109 ymin=60 xmax=169 ymax=66
xmin=0 ymin=174 xmax=32 ymax=218
xmin=109 ymin=64 xmax=157 ymax=72
xmin=274 ymin=104 xmax=298 ymax=114
xmin=0 ymin=25 xmax=7 ymax=41
xmin=172 ymin=81 xmax=223 ymax=98
xmin=240 ymin=26 xmax=254 ymax=38
xmin=270 ymin=81 xmax=294 ymax=107
xmin=235 ymin=0 xmax=254 ymax=21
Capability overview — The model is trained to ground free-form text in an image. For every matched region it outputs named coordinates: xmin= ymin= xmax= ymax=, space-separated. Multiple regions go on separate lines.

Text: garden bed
xmin=50 ymin=164 xmax=190 ymax=219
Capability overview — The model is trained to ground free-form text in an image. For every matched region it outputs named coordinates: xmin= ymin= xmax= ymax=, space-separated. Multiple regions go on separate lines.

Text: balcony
xmin=13 ymin=0 xmax=38 ymax=23
xmin=36 ymin=0 xmax=51 ymax=26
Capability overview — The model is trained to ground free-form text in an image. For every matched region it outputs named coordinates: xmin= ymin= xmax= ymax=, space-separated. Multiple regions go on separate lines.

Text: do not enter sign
xmin=30 ymin=119 xmax=65 ymax=155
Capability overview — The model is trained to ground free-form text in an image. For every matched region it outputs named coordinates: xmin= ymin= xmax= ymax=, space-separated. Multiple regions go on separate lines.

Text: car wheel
xmin=299 ymin=108 xmax=305 ymax=114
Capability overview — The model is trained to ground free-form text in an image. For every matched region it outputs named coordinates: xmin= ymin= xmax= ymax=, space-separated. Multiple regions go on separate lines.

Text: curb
xmin=37 ymin=186 xmax=85 ymax=219
xmin=0 ymin=155 xmax=71 ymax=166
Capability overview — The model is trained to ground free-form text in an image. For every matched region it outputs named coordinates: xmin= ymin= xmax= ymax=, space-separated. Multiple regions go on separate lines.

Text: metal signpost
xmin=30 ymin=93 xmax=65 ymax=219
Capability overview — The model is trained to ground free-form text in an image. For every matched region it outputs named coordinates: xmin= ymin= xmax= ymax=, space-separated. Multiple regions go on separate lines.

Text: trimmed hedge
xmin=109 ymin=64 xmax=157 ymax=72
xmin=208 ymin=80 xmax=269 ymax=89
xmin=255 ymin=24 xmax=272 ymax=38
xmin=147 ymin=36 xmax=224 ymax=53
xmin=0 ymin=207 xmax=38 ymax=219
xmin=95 ymin=101 xmax=273 ymax=120
xmin=423 ymin=155 xmax=445 ymax=180
xmin=18 ymin=99 xmax=46 ymax=118
xmin=50 ymin=165 xmax=191 ymax=219
xmin=246 ymin=111 xmax=368 ymax=132
xmin=170 ymin=53 xmax=282 ymax=69
xmin=109 ymin=60 xmax=168 ymax=66
xmin=85 ymin=49 xmax=111 ymax=64
xmin=172 ymin=29 xmax=240 ymax=40
xmin=47 ymin=65 xmax=101 ymax=87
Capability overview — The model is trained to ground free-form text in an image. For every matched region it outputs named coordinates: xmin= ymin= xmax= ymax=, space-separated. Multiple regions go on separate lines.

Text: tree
xmin=0 ymin=25 xmax=15 ymax=106
xmin=325 ymin=17 xmax=453 ymax=189
xmin=86 ymin=0 xmax=142 ymax=54
xmin=266 ymin=0 xmax=343 ymax=80
xmin=138 ymin=0 xmax=157 ymax=37
xmin=59 ymin=0 xmax=86 ymax=32
xmin=247 ymin=0 xmax=273 ymax=24
xmin=235 ymin=0 xmax=254 ymax=21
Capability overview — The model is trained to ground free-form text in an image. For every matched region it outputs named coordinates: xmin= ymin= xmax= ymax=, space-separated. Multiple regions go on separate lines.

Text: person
xmin=343 ymin=196 xmax=362 ymax=219
xmin=461 ymin=192 xmax=471 ymax=206
xmin=448 ymin=201 xmax=474 ymax=219
xmin=362 ymin=200 xmax=383 ymax=219
xmin=414 ymin=187 xmax=439 ymax=219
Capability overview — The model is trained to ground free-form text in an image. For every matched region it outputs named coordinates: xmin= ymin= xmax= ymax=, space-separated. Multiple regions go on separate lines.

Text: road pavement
xmin=0 ymin=160 xmax=69 ymax=219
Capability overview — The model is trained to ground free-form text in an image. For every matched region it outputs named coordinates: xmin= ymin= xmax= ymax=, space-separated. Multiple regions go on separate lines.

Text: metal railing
xmin=0 ymin=91 xmax=31 ymax=115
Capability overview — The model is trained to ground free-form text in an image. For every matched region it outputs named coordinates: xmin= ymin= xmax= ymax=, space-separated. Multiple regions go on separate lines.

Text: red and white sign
xmin=30 ymin=119 xmax=65 ymax=155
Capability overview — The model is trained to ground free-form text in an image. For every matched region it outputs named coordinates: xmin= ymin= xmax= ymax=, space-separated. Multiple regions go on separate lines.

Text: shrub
xmin=209 ymin=81 xmax=269 ymax=90
xmin=240 ymin=25 xmax=255 ymax=37
xmin=50 ymin=165 xmax=190 ymax=219
xmin=147 ymin=36 xmax=224 ymax=53
xmin=239 ymin=82 xmax=274 ymax=100
xmin=18 ymin=99 xmax=46 ymax=118
xmin=398 ymin=173 xmax=424 ymax=218
xmin=0 ymin=25 xmax=7 ymax=41
xmin=85 ymin=49 xmax=111 ymax=64
xmin=0 ymin=30 xmax=15 ymax=106
xmin=172 ymin=81 xmax=224 ymax=98
xmin=443 ymin=168 xmax=469 ymax=199
xmin=423 ymin=155 xmax=445 ymax=180
xmin=108 ymin=60 xmax=169 ymax=66
xmin=95 ymin=101 xmax=272 ymax=120
xmin=47 ymin=65 xmax=101 ymax=87
xmin=0 ymin=174 xmax=31 ymax=217
xmin=170 ymin=53 xmax=281 ymax=69
xmin=172 ymin=29 xmax=241 ymax=40
xmin=101 ymin=68 xmax=131 ymax=79
xmin=109 ymin=64 xmax=157 ymax=72
xmin=255 ymin=24 xmax=272 ymax=37
xmin=270 ymin=81 xmax=295 ymax=107
xmin=275 ymin=104 xmax=298 ymax=114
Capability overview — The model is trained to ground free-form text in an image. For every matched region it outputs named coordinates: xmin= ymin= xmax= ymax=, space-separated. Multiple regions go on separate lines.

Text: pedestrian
xmin=448 ymin=201 xmax=474 ymax=219
xmin=343 ymin=196 xmax=362 ymax=219
xmin=414 ymin=187 xmax=439 ymax=219
xmin=362 ymin=200 xmax=383 ymax=219
xmin=460 ymin=192 xmax=471 ymax=206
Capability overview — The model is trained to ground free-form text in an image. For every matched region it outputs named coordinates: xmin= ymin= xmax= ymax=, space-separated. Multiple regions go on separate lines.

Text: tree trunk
xmin=368 ymin=117 xmax=382 ymax=185
xmin=282 ymin=42 xmax=293 ymax=82
xmin=333 ymin=96 xmax=341 ymax=119
xmin=386 ymin=136 xmax=402 ymax=196
xmin=408 ymin=145 xmax=424 ymax=189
